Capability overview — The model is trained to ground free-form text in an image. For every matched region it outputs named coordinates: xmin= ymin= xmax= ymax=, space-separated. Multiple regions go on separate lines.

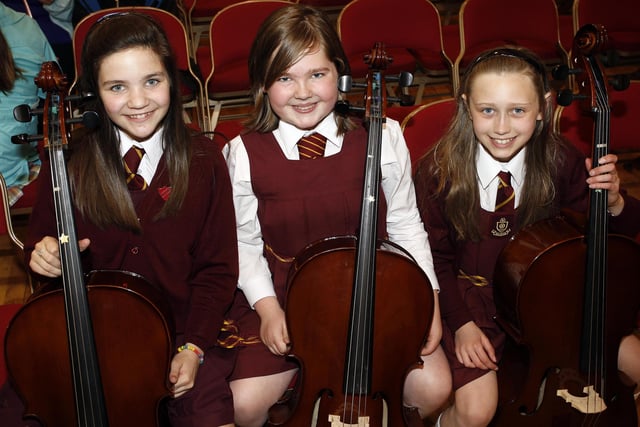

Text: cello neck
xmin=38 ymin=62 xmax=109 ymax=426
xmin=571 ymin=25 xmax=611 ymax=384
xmin=345 ymin=43 xmax=389 ymax=395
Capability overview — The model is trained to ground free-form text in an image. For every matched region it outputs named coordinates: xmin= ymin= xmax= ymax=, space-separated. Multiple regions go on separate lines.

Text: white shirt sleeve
xmin=223 ymin=135 xmax=276 ymax=308
xmin=380 ymin=119 xmax=440 ymax=291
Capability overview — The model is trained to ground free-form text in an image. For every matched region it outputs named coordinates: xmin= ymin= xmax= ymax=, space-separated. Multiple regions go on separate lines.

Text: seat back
xmin=454 ymin=0 xmax=567 ymax=90
xmin=296 ymin=0 xmax=354 ymax=18
xmin=197 ymin=0 xmax=291 ymax=130
xmin=338 ymin=0 xmax=453 ymax=81
xmin=0 ymin=174 xmax=25 ymax=253
xmin=573 ymin=0 xmax=640 ymax=61
xmin=400 ymin=97 xmax=456 ymax=167
xmin=297 ymin=0 xmax=349 ymax=6
xmin=71 ymin=7 xmax=207 ymax=129
xmin=554 ymin=80 xmax=640 ymax=157
xmin=180 ymin=0 xmax=245 ymax=53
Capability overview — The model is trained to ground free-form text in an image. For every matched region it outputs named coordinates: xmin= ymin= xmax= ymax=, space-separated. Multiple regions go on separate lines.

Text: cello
xmin=269 ymin=43 xmax=434 ymax=427
xmin=491 ymin=24 xmax=640 ymax=426
xmin=4 ymin=62 xmax=174 ymax=426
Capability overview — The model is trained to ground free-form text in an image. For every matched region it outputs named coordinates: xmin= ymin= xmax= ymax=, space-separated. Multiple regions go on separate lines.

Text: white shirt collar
xmin=276 ymin=113 xmax=341 ymax=158
xmin=476 ymin=143 xmax=526 ymax=189
xmin=118 ymin=127 xmax=164 ymax=163
xmin=117 ymin=127 xmax=164 ymax=183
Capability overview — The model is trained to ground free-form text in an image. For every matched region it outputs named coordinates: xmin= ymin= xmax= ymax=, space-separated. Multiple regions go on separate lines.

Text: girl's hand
xmin=586 ymin=154 xmax=625 ymax=216
xmin=30 ymin=237 xmax=91 ymax=277
xmin=454 ymin=321 xmax=498 ymax=371
xmin=421 ymin=291 xmax=443 ymax=356
xmin=169 ymin=349 xmax=200 ymax=398
xmin=255 ymin=296 xmax=290 ymax=355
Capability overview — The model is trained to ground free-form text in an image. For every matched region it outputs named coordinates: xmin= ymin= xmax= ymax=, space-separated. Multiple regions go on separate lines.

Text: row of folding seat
xmin=68 ymin=0 xmax=640 ymax=135
xmin=185 ymin=0 xmax=640 ymax=133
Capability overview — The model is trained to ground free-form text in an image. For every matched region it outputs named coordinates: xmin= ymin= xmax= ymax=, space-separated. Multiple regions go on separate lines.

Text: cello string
xmin=51 ymin=102 xmax=88 ymax=417
xmin=347 ymin=108 xmax=386 ymax=424
xmin=51 ymin=90 xmax=104 ymax=422
xmin=594 ymin=71 xmax=609 ymax=415
xmin=584 ymin=66 xmax=610 ymax=420
xmin=597 ymin=75 xmax=610 ymax=405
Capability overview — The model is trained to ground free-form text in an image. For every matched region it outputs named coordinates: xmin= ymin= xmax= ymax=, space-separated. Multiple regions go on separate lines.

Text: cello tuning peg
xmin=11 ymin=133 xmax=42 ymax=144
xmin=556 ymin=89 xmax=588 ymax=107
xmin=68 ymin=111 xmax=100 ymax=129
xmin=12 ymin=104 xmax=41 ymax=123
xmin=334 ymin=100 xmax=364 ymax=115
xmin=338 ymin=75 xmax=353 ymax=93
xmin=338 ymin=75 xmax=366 ymax=93
xmin=609 ymin=74 xmax=630 ymax=91
xmin=551 ymin=64 xmax=583 ymax=82
xmin=388 ymin=94 xmax=415 ymax=107
xmin=334 ymin=100 xmax=351 ymax=115
xmin=67 ymin=92 xmax=97 ymax=103
xmin=386 ymin=71 xmax=414 ymax=88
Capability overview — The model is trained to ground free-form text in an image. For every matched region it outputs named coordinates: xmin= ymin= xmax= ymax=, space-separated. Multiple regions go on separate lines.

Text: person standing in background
xmin=2 ymin=0 xmax=74 ymax=81
xmin=0 ymin=2 xmax=57 ymax=205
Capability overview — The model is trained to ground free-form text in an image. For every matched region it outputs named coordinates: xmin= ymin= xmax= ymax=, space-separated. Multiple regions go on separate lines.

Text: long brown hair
xmin=245 ymin=4 xmax=356 ymax=134
xmin=69 ymin=12 xmax=191 ymax=231
xmin=415 ymin=47 xmax=565 ymax=241
xmin=0 ymin=29 xmax=23 ymax=93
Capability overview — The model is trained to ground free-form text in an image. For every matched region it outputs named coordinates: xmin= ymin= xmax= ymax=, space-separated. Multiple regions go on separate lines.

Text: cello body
xmin=281 ymin=237 xmax=433 ymax=426
xmin=5 ymin=270 xmax=175 ymax=427
xmin=492 ymin=215 xmax=640 ymax=426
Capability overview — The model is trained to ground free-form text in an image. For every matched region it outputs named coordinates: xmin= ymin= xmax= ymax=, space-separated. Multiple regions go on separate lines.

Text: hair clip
xmin=95 ymin=11 xmax=131 ymax=25
xmin=469 ymin=48 xmax=547 ymax=77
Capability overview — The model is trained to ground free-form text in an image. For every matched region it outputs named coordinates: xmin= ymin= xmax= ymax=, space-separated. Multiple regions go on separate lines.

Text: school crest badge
xmin=491 ymin=217 xmax=511 ymax=237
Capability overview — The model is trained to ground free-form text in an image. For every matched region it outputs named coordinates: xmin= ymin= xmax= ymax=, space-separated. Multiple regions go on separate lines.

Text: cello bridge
xmin=328 ymin=414 xmax=370 ymax=426
xmin=557 ymin=385 xmax=607 ymax=414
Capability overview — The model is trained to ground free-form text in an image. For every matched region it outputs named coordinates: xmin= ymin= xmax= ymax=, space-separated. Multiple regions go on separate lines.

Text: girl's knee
xmin=453 ymin=403 xmax=496 ymax=427
xmin=404 ymin=374 xmax=452 ymax=418
xmin=618 ymin=333 xmax=640 ymax=384
xmin=233 ymin=401 xmax=268 ymax=427
xmin=231 ymin=389 xmax=270 ymax=427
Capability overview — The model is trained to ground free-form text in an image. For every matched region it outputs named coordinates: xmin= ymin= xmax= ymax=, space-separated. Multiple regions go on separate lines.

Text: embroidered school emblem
xmin=158 ymin=186 xmax=171 ymax=201
xmin=491 ymin=217 xmax=511 ymax=237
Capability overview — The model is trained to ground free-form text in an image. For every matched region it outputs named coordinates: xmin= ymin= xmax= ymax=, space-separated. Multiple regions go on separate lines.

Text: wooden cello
xmin=491 ymin=24 xmax=640 ymax=426
xmin=4 ymin=62 xmax=175 ymax=426
xmin=269 ymin=43 xmax=434 ymax=427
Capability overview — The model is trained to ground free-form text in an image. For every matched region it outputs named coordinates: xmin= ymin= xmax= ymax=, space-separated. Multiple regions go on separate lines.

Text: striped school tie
xmin=123 ymin=146 xmax=148 ymax=191
xmin=297 ymin=132 xmax=327 ymax=160
xmin=495 ymin=171 xmax=514 ymax=212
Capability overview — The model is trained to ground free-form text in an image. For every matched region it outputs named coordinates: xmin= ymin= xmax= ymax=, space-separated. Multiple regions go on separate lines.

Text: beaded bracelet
xmin=177 ymin=343 xmax=204 ymax=365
